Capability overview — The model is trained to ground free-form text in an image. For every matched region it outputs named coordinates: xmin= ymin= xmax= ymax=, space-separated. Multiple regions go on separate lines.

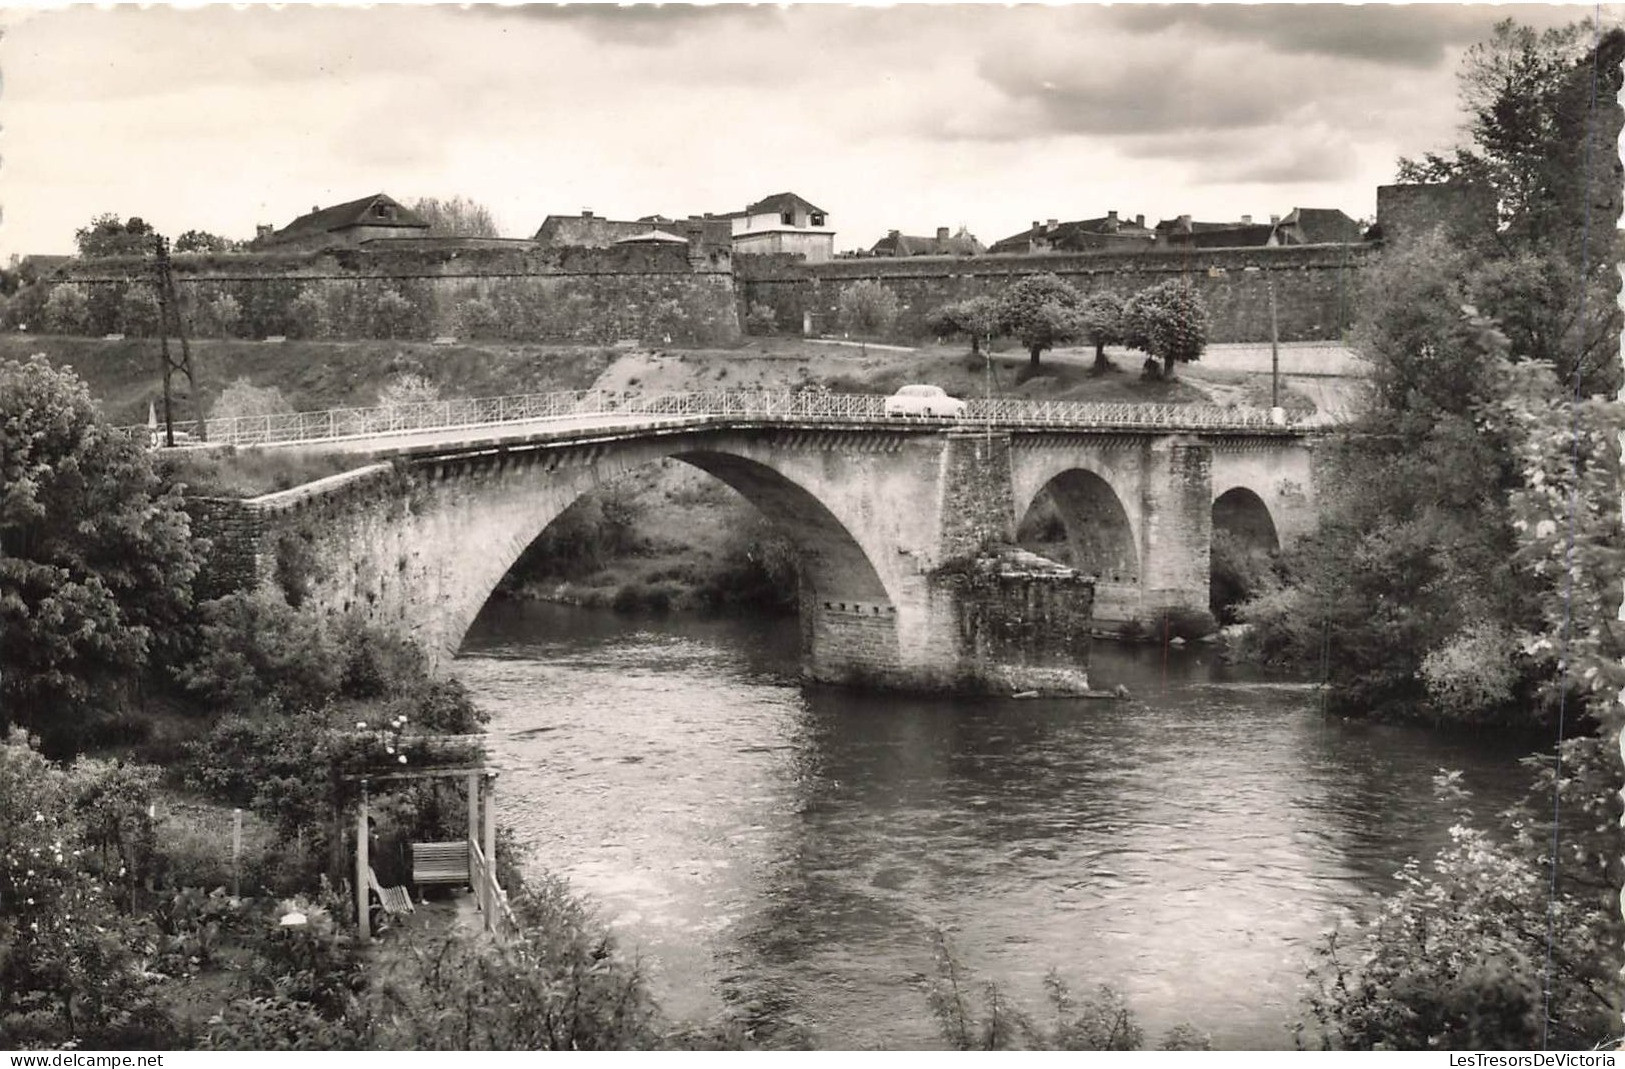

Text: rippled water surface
xmin=456 ymin=600 xmax=1527 ymax=1049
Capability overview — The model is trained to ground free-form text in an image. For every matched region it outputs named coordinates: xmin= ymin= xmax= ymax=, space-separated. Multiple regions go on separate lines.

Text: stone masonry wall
xmin=935 ymin=431 xmax=1017 ymax=562
xmin=738 ymin=243 xmax=1372 ymax=346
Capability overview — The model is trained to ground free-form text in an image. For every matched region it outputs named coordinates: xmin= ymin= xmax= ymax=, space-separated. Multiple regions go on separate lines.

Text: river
xmin=455 ymin=599 xmax=1529 ymax=1050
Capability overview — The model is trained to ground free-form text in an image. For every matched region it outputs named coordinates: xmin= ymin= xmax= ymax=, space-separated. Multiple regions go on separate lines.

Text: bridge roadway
xmin=150 ymin=388 xmax=1312 ymax=458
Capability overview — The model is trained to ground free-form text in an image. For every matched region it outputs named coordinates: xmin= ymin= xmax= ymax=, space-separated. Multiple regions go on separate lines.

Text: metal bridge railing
xmin=127 ymin=389 xmax=1296 ymax=448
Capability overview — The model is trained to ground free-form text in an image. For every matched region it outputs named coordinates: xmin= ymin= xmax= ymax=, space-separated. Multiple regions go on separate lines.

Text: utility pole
xmin=152 ymin=234 xmax=204 ymax=445
xmin=1267 ymin=269 xmax=1280 ymax=413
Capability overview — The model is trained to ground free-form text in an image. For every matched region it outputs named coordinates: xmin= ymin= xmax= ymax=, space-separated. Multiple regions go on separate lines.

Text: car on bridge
xmin=884 ymin=384 xmax=968 ymax=419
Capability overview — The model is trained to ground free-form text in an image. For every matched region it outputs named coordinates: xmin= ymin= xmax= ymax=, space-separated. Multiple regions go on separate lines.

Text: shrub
xmin=286 ymin=288 xmax=331 ymax=340
xmin=376 ymin=373 xmax=441 ymax=409
xmin=745 ymin=301 xmax=778 ymax=335
xmin=175 ymin=592 xmax=343 ymax=710
xmin=210 ymin=378 xmax=294 ymax=424
xmin=42 ymin=285 xmax=91 ymax=334
xmin=456 ymin=297 xmax=500 ymax=339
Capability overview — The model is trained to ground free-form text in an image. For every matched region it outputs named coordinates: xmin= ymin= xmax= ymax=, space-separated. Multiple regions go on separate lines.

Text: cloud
xmin=1103 ymin=3 xmax=1586 ymax=68
xmin=470 ymin=4 xmax=783 ymax=46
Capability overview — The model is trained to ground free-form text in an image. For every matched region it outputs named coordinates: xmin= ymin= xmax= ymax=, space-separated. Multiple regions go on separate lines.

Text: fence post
xmin=482 ymin=774 xmax=497 ymax=932
xmin=356 ymin=782 xmax=370 ymax=940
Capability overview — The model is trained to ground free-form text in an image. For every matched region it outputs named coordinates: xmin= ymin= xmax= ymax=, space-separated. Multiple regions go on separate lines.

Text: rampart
xmin=42 ymin=242 xmax=742 ymax=347
xmin=738 ymin=242 xmax=1375 ymax=343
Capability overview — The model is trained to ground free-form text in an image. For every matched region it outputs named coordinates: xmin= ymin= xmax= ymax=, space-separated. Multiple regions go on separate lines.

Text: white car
xmin=884 ymin=384 xmax=968 ymax=418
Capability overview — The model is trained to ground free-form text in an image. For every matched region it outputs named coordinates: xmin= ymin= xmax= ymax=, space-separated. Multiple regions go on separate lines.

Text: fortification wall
xmin=41 ymin=243 xmax=742 ymax=347
xmin=738 ymin=243 xmax=1374 ymax=343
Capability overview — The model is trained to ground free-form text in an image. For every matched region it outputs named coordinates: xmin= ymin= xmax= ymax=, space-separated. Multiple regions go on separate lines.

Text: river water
xmin=456 ymin=600 xmax=1528 ymax=1050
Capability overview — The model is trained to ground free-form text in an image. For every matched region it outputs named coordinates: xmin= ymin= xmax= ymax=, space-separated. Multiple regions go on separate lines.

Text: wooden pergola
xmin=349 ymin=765 xmax=512 ymax=940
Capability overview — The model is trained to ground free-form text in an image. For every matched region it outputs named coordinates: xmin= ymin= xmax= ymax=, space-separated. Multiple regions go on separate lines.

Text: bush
xmin=210 ymin=378 xmax=294 ymax=423
xmin=175 ymin=592 xmax=343 ymax=711
xmin=42 ymin=285 xmax=91 ymax=334
xmin=376 ymin=373 xmax=440 ymax=409
xmin=745 ymin=302 xmax=778 ymax=335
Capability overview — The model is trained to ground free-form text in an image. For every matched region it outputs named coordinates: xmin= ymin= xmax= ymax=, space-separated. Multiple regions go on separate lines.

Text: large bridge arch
xmin=1015 ymin=466 xmax=1143 ymax=623
xmin=1211 ymin=486 xmax=1280 ymax=553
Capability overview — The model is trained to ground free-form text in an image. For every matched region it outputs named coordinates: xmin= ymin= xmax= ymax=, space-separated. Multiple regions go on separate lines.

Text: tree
xmin=836 ymin=279 xmax=900 ymax=340
xmin=41 ymin=286 xmax=90 ymax=334
xmin=117 ymin=284 xmax=162 ymax=337
xmin=1123 ymin=281 xmax=1208 ymax=379
xmin=376 ymin=373 xmax=441 ymax=409
xmin=996 ymin=274 xmax=1081 ymax=368
xmin=925 ymin=296 xmax=1000 ymax=358
xmin=1077 ymin=291 xmax=1126 ymax=372
xmin=455 ymin=297 xmax=500 ymax=339
xmin=0 ymin=357 xmax=197 ymax=753
xmin=209 ymin=378 xmax=294 ymax=423
xmin=407 ymin=196 xmax=501 ymax=239
xmin=287 ymin=286 xmax=332 ymax=340
xmin=174 ymin=229 xmax=241 ymax=254
xmin=1238 ymin=232 xmax=1529 ymax=722
xmin=1397 ymin=20 xmax=1625 ymax=393
xmin=369 ymin=288 xmax=417 ymax=340
xmin=73 ymin=213 xmax=156 ymax=259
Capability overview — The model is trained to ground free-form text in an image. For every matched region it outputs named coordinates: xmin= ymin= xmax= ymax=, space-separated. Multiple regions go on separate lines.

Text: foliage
xmin=366 ymin=875 xmax=666 ymax=1049
xmin=174 ymin=230 xmax=241 ymax=254
xmin=1302 ymin=763 xmax=1622 ymax=1050
xmin=925 ymin=295 xmax=1000 ymax=357
xmin=1237 ymin=233 xmax=1533 ymax=722
xmin=1077 ymin=291 xmax=1126 ymax=371
xmin=0 ymin=732 xmax=174 ymax=1049
xmin=369 ymin=289 xmax=416 ymax=340
xmin=744 ymin=301 xmax=778 ymax=335
xmin=74 ymin=213 xmax=156 ymax=259
xmin=1209 ymin=527 xmax=1277 ymax=624
xmin=41 ymin=286 xmax=90 ymax=334
xmin=835 ymin=279 xmax=900 ymax=340
xmin=698 ymin=514 xmax=800 ymax=613
xmin=117 ymin=285 xmax=162 ymax=337
xmin=1398 ymin=20 xmax=1624 ymax=393
xmin=1123 ymin=281 xmax=1208 ymax=379
xmin=286 ymin=287 xmax=332 ymax=340
xmin=455 ymin=297 xmax=500 ymax=339
xmin=174 ymin=592 xmax=343 ymax=710
xmin=509 ymin=481 xmax=645 ymax=580
xmin=995 ymin=273 xmax=1081 ymax=367
xmin=192 ymin=293 xmax=242 ymax=339
xmin=407 ymin=195 xmax=501 ymax=239
xmin=209 ymin=377 xmax=294 ymax=424
xmin=0 ymin=356 xmax=197 ymax=753
xmin=375 ymin=373 xmax=441 ymax=409
xmin=926 ymin=933 xmax=1205 ymax=1050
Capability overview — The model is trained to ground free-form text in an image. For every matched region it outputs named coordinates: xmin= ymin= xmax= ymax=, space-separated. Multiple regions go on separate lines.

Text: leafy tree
xmin=369 ymin=288 xmax=417 ymax=340
xmin=209 ymin=377 xmax=294 ymax=424
xmin=996 ymin=274 xmax=1081 ymax=368
xmin=41 ymin=285 xmax=90 ymax=334
xmin=1239 ymin=233 xmax=1529 ymax=722
xmin=117 ymin=284 xmax=162 ymax=337
xmin=407 ymin=196 xmax=501 ymax=238
xmin=925 ymin=295 xmax=1000 ymax=358
xmin=455 ymin=296 xmax=500 ymax=339
xmin=0 ymin=732 xmax=174 ymax=1048
xmin=197 ymin=292 xmax=242 ymax=339
xmin=1123 ymin=281 xmax=1208 ymax=379
xmin=174 ymin=229 xmax=240 ymax=254
xmin=1077 ymin=291 xmax=1126 ymax=372
xmin=287 ymin=286 xmax=332 ymax=340
xmin=0 ymin=357 xmax=197 ymax=753
xmin=836 ymin=279 xmax=900 ymax=340
xmin=376 ymin=373 xmax=441 ymax=409
xmin=74 ymin=213 xmax=156 ymax=259
xmin=1398 ymin=20 xmax=1625 ymax=393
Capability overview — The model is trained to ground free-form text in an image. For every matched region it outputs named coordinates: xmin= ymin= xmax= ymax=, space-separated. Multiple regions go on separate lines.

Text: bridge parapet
xmin=132 ymin=389 xmax=1318 ymax=451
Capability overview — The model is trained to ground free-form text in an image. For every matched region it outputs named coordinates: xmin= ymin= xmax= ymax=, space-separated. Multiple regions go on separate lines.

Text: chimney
xmin=1107 ymin=210 xmax=1118 ymax=222
xmin=888 ymin=229 xmax=901 ymax=239
xmin=1135 ymin=214 xmax=1144 ymax=228
xmin=312 ymin=205 xmax=319 ymax=214
xmin=256 ymin=224 xmax=273 ymax=240
xmin=1178 ymin=214 xmax=1192 ymax=228
xmin=1241 ymin=214 xmax=1252 ymax=225
xmin=936 ymin=226 xmax=950 ymax=240
xmin=1270 ymin=214 xmax=1280 ymax=226
xmin=581 ymin=209 xmax=594 ymax=218
xmin=1031 ymin=220 xmax=1042 ymax=232
xmin=1046 ymin=218 xmax=1058 ymax=230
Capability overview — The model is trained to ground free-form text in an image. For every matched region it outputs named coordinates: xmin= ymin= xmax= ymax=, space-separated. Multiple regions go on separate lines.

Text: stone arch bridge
xmin=185 ymin=391 xmax=1321 ymax=693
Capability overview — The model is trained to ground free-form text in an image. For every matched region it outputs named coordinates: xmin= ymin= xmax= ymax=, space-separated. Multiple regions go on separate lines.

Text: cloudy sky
xmin=0 ymin=3 xmax=1607 ymax=258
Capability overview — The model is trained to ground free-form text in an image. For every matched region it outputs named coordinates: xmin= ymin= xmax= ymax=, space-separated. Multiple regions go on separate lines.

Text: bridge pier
xmin=1137 ymin=436 xmax=1215 ymax=629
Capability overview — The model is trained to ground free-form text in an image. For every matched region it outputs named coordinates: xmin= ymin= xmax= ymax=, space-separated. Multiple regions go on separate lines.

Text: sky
xmin=0 ymin=3 xmax=1610 ymax=258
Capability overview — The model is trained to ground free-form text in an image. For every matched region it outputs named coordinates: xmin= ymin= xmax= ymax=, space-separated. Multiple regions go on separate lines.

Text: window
xmin=781 ymin=211 xmax=795 ymax=226
xmin=810 ymin=213 xmax=826 ymax=227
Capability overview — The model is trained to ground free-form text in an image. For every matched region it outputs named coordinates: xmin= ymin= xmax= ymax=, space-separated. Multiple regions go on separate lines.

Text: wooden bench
xmin=411 ymin=841 xmax=471 ymax=887
xmin=367 ymin=866 xmax=413 ymax=927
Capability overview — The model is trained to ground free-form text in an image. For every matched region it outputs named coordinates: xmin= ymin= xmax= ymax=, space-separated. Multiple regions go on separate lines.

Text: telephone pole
xmin=152 ymin=235 xmax=204 ymax=444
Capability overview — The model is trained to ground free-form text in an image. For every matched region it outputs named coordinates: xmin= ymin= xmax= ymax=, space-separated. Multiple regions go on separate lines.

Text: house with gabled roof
xmin=729 ymin=192 xmax=834 ymax=262
xmin=1269 ymin=207 xmax=1364 ymax=246
xmin=988 ymin=211 xmax=1156 ymax=255
xmin=255 ymin=193 xmax=430 ymax=249
xmin=1154 ymin=214 xmax=1277 ymax=248
xmin=870 ymin=226 xmax=985 ymax=257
